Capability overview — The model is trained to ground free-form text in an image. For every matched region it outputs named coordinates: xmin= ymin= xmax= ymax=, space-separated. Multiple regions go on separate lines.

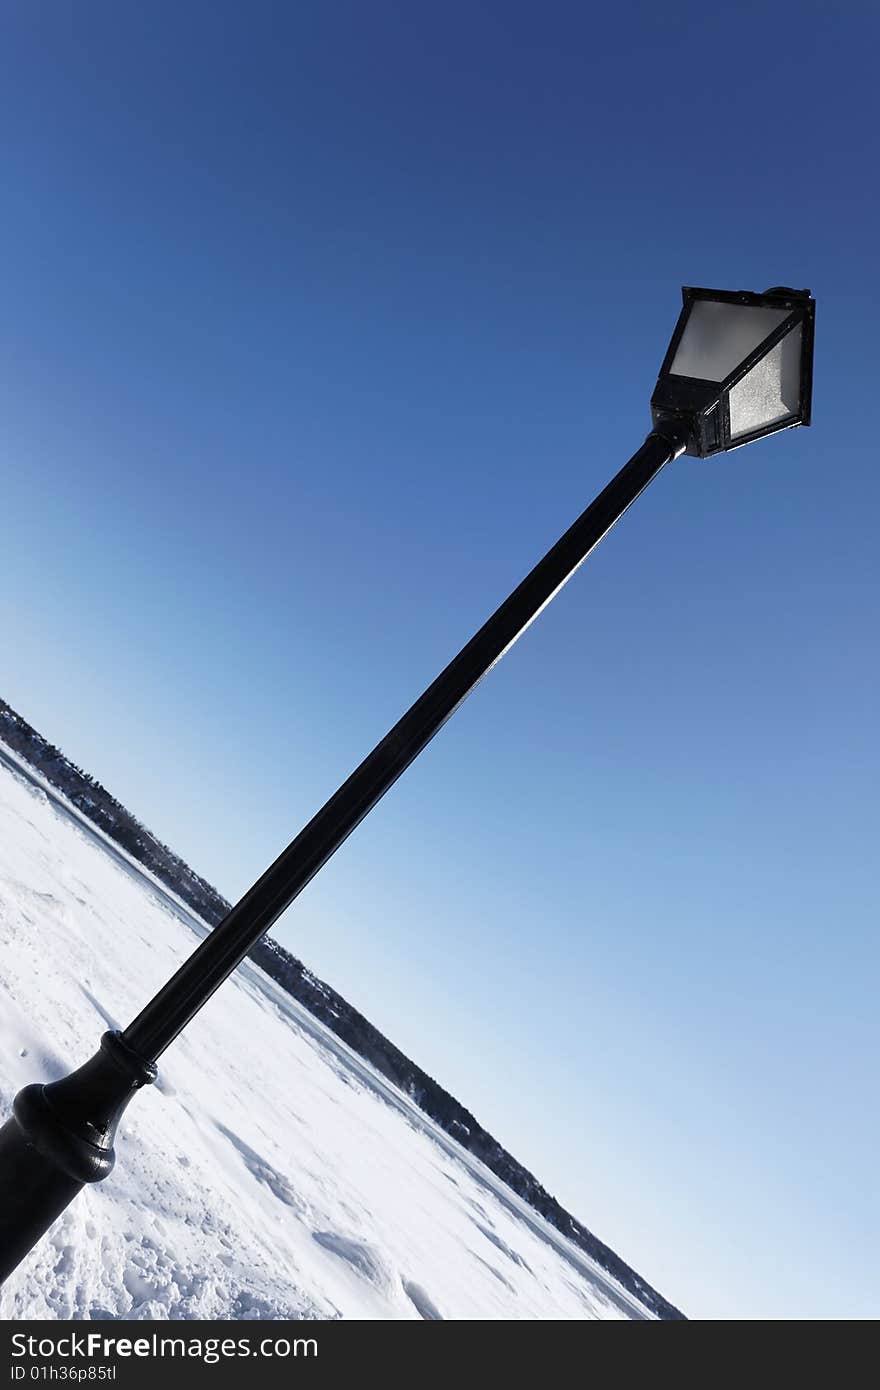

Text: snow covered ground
xmin=0 ymin=744 xmax=651 ymax=1320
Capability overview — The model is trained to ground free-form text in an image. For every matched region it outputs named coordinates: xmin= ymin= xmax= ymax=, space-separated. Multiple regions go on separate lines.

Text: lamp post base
xmin=0 ymin=1032 xmax=155 ymax=1283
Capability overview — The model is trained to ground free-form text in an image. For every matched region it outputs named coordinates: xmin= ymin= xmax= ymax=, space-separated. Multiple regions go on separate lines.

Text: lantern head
xmin=650 ymin=286 xmax=815 ymax=458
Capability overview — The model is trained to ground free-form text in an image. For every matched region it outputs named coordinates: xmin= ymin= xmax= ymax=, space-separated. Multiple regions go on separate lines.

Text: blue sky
xmin=1 ymin=1 xmax=878 ymax=1319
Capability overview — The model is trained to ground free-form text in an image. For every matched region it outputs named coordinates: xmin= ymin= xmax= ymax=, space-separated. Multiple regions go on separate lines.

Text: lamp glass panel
xmin=728 ymin=324 xmax=803 ymax=439
xmin=669 ymin=299 xmax=791 ymax=382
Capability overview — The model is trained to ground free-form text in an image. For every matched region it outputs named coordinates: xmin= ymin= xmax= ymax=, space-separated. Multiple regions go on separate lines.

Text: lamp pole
xmin=0 ymin=419 xmax=688 ymax=1280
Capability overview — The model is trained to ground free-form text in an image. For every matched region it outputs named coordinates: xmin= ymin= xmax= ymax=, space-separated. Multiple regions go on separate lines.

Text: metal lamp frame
xmin=650 ymin=286 xmax=815 ymax=458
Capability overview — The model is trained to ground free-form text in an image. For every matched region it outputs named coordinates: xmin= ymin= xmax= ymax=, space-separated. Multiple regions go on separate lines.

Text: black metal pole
xmin=124 ymin=424 xmax=685 ymax=1060
xmin=0 ymin=421 xmax=686 ymax=1281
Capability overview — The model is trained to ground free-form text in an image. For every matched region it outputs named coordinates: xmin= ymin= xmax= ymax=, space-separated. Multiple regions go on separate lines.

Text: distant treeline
xmin=0 ymin=696 xmax=684 ymax=1320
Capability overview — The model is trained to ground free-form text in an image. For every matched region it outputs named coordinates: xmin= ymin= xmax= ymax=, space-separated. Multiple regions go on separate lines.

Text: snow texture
xmin=0 ymin=745 xmax=651 ymax=1321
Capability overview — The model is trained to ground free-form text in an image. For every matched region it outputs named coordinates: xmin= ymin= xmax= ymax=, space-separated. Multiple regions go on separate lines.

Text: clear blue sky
xmin=1 ymin=2 xmax=877 ymax=1320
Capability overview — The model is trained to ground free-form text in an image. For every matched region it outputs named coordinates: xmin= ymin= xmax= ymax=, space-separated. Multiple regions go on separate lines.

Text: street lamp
xmin=0 ymin=285 xmax=816 ymax=1282
xmin=650 ymin=285 xmax=814 ymax=456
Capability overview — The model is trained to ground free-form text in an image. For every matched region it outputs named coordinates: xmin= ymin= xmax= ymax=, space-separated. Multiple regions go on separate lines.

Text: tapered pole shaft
xmin=124 ymin=425 xmax=684 ymax=1062
xmin=0 ymin=424 xmax=684 ymax=1284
